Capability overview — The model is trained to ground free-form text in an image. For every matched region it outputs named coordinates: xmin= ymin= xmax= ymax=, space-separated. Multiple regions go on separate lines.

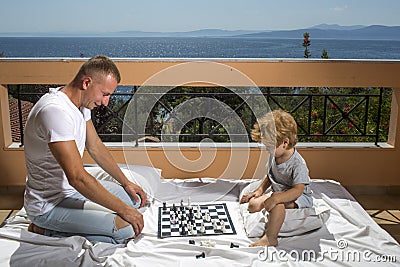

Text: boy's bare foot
xmin=28 ymin=223 xmax=45 ymax=235
xmin=249 ymin=235 xmax=278 ymax=247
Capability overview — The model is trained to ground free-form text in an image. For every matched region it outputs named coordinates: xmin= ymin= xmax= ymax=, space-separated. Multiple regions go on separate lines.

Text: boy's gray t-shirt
xmin=267 ymin=149 xmax=312 ymax=196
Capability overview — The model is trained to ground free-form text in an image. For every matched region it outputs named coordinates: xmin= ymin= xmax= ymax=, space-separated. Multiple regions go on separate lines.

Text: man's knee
xmin=114 ymin=215 xmax=130 ymax=231
xmin=113 ymin=215 xmax=135 ymax=244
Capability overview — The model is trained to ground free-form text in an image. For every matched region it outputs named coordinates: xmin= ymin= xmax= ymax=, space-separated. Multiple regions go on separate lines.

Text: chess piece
xmin=200 ymin=222 xmax=205 ymax=233
xmin=162 ymin=202 xmax=166 ymax=211
xmin=212 ymin=220 xmax=218 ymax=231
xmin=197 ymin=205 xmax=201 ymax=213
xmin=196 ymin=252 xmax=205 ymax=259
xmin=220 ymin=220 xmax=226 ymax=233
xmin=200 ymin=240 xmax=216 ymax=247
xmin=181 ymin=225 xmax=187 ymax=235
xmin=195 ymin=208 xmax=201 ymax=219
xmin=204 ymin=212 xmax=211 ymax=222
xmin=230 ymin=242 xmax=239 ymax=248
xmin=170 ymin=213 xmax=176 ymax=224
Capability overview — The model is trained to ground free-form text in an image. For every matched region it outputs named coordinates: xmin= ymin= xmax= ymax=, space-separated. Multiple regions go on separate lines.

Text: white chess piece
xmin=220 ymin=220 xmax=226 ymax=232
xmin=171 ymin=213 xmax=176 ymax=224
xmin=196 ymin=208 xmax=201 ymax=219
xmin=188 ymin=222 xmax=194 ymax=234
xmin=200 ymin=240 xmax=216 ymax=247
xmin=200 ymin=222 xmax=205 ymax=233
xmin=187 ymin=196 xmax=191 ymax=208
xmin=212 ymin=220 xmax=218 ymax=230
xmin=204 ymin=212 xmax=211 ymax=222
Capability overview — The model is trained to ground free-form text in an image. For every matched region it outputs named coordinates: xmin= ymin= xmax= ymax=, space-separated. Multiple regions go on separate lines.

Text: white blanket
xmin=0 ymin=179 xmax=399 ymax=267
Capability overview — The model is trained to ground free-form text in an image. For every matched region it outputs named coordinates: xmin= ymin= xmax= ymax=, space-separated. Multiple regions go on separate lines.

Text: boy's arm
xmin=264 ymin=184 xmax=305 ymax=211
xmin=259 ymin=175 xmax=272 ymax=192
xmin=240 ymin=175 xmax=271 ymax=204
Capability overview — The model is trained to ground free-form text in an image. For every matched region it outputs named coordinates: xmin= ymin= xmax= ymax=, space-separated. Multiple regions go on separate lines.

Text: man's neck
xmin=60 ymin=84 xmax=81 ymax=108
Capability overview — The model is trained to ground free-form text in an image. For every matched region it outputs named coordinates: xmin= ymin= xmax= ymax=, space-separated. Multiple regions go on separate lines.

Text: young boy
xmin=240 ymin=109 xmax=312 ymax=247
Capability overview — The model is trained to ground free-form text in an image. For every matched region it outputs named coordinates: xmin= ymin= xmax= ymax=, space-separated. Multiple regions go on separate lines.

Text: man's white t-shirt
xmin=24 ymin=87 xmax=91 ymax=216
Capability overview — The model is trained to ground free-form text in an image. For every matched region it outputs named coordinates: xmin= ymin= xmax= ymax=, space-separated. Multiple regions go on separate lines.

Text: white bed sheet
xmin=0 ymin=178 xmax=399 ymax=267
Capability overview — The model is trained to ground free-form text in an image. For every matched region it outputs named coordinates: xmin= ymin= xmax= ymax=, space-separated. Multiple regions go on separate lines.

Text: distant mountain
xmin=0 ymin=29 xmax=261 ymax=38
xmin=236 ymin=25 xmax=400 ymax=40
xmin=96 ymin=29 xmax=262 ymax=37
xmin=1 ymin=25 xmax=399 ymax=39
xmin=310 ymin=23 xmax=365 ymax=31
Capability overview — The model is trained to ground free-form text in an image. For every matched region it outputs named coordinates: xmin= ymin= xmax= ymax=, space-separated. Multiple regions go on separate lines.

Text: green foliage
xmin=9 ymin=84 xmax=391 ymax=144
xmin=0 ymin=52 xmax=4 ymax=57
xmin=302 ymin=32 xmax=311 ymax=58
xmin=321 ymin=49 xmax=329 ymax=59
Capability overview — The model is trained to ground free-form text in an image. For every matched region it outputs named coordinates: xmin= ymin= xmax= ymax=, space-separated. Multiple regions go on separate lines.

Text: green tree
xmin=321 ymin=49 xmax=329 ymax=59
xmin=302 ymin=32 xmax=311 ymax=58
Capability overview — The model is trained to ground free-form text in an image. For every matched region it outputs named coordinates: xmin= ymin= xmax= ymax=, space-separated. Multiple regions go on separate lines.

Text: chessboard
xmin=158 ymin=202 xmax=236 ymax=239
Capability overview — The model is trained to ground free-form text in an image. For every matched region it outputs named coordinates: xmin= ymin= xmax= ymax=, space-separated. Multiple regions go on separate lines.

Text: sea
xmin=0 ymin=37 xmax=399 ymax=59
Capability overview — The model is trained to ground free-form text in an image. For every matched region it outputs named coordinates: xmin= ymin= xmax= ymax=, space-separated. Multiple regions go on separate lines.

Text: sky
xmin=0 ymin=0 xmax=399 ymax=33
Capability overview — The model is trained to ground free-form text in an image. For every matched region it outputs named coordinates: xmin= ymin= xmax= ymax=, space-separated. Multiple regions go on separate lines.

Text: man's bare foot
xmin=28 ymin=223 xmax=45 ymax=235
xmin=249 ymin=235 xmax=278 ymax=247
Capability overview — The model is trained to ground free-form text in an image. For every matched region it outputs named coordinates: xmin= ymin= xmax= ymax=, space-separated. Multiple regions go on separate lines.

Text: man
xmin=24 ymin=55 xmax=146 ymax=244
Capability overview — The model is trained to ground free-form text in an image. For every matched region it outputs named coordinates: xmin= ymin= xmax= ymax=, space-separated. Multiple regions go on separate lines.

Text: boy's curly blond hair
xmin=251 ymin=109 xmax=298 ymax=149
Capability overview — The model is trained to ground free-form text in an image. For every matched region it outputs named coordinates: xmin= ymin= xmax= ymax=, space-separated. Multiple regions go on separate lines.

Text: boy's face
xmin=274 ymin=142 xmax=287 ymax=158
xmin=263 ymin=137 xmax=290 ymax=158
xmin=261 ymin=139 xmax=276 ymax=155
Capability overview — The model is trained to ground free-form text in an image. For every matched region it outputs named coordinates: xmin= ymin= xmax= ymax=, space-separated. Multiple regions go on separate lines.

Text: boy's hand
xmin=240 ymin=190 xmax=262 ymax=204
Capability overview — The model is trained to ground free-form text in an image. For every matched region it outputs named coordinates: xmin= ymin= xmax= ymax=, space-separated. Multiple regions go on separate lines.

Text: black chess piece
xmin=230 ymin=242 xmax=239 ymax=248
xmin=163 ymin=202 xmax=166 ymax=210
xmin=181 ymin=226 xmax=187 ymax=235
xmin=196 ymin=252 xmax=205 ymax=259
xmin=189 ymin=240 xmax=195 ymax=245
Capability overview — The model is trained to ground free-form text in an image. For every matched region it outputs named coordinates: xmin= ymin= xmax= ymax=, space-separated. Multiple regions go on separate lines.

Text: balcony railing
xmin=9 ymin=85 xmax=389 ymax=147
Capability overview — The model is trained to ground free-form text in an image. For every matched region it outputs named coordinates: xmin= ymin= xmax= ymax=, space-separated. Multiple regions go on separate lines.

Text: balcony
xmin=1 ymin=57 xmax=400 ymax=241
xmin=1 ymin=58 xmax=400 ymax=183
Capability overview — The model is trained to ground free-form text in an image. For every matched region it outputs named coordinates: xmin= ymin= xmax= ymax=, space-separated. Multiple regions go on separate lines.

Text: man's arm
xmin=48 ymin=140 xmax=144 ymax=235
xmin=84 ymin=119 xmax=146 ymax=206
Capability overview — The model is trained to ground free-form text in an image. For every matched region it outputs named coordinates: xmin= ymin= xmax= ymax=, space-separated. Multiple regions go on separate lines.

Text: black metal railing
xmin=9 ymin=85 xmax=390 ymax=147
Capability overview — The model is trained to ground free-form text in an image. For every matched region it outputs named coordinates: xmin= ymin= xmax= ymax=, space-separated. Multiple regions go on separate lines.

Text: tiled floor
xmin=0 ymin=191 xmax=399 ymax=243
xmin=352 ymin=194 xmax=400 ymax=243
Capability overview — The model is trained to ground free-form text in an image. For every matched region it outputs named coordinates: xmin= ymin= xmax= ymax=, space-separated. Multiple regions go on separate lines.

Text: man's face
xmin=82 ymin=74 xmax=118 ymax=110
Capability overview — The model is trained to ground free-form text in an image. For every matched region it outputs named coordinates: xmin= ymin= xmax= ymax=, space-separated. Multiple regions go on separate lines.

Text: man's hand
xmin=123 ymin=181 xmax=147 ymax=208
xmin=119 ymin=206 xmax=144 ymax=236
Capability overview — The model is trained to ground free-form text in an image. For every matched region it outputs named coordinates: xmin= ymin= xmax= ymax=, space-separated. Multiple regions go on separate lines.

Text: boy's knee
xmin=248 ymin=199 xmax=262 ymax=213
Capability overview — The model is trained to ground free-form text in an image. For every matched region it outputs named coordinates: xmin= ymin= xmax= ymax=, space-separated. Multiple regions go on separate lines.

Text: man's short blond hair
xmin=251 ymin=109 xmax=298 ymax=149
xmin=73 ymin=55 xmax=121 ymax=85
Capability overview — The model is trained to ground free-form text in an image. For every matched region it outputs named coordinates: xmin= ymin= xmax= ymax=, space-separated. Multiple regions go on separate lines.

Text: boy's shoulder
xmin=289 ymin=149 xmax=308 ymax=167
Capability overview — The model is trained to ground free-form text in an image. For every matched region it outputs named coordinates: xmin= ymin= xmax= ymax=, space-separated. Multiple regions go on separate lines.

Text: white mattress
xmin=0 ymin=178 xmax=399 ymax=267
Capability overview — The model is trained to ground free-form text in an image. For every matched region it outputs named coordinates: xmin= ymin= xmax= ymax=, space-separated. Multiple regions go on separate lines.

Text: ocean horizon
xmin=0 ymin=37 xmax=399 ymax=59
